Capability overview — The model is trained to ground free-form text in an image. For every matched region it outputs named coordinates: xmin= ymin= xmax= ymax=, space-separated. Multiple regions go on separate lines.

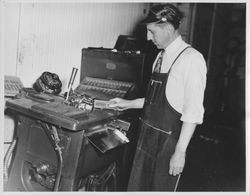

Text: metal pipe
xmin=189 ymin=3 xmax=197 ymax=45
xmin=39 ymin=122 xmax=63 ymax=191
xmin=66 ymin=67 xmax=78 ymax=101
xmin=207 ymin=3 xmax=218 ymax=72
xmin=51 ymin=125 xmax=63 ymax=191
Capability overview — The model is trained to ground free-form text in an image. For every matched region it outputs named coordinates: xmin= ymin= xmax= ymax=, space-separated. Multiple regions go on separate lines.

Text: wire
xmin=3 ymin=139 xmax=17 ymax=183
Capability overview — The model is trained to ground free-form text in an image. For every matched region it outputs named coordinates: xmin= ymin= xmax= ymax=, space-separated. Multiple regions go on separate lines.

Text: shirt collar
xmin=164 ymin=35 xmax=183 ymax=56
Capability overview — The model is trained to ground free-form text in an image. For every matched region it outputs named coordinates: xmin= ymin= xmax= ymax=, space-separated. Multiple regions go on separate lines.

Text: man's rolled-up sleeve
xmin=180 ymin=53 xmax=207 ymax=124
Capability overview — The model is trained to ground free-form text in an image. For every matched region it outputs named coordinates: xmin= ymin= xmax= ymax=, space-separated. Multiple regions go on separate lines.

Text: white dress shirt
xmin=152 ymin=36 xmax=207 ymax=124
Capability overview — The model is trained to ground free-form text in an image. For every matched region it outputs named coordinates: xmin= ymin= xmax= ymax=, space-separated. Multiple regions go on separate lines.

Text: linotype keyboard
xmin=74 ymin=77 xmax=134 ymax=100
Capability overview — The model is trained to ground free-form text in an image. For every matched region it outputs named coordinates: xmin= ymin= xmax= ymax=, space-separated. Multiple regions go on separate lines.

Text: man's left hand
xmin=169 ymin=150 xmax=186 ymax=176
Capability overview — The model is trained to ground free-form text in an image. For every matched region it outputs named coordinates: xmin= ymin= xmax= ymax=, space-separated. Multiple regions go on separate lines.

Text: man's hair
xmin=142 ymin=3 xmax=184 ymax=30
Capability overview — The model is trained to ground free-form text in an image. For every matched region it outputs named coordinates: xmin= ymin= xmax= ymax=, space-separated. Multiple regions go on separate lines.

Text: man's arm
xmin=168 ymin=51 xmax=206 ymax=176
xmin=108 ymin=98 xmax=145 ymax=110
xmin=169 ymin=122 xmax=197 ymax=176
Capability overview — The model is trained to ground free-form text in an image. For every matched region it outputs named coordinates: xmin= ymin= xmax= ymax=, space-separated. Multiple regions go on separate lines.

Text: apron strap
xmin=168 ymin=46 xmax=192 ymax=74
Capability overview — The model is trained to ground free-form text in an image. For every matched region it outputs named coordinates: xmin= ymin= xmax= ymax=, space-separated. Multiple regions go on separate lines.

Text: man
xmin=108 ymin=4 xmax=207 ymax=191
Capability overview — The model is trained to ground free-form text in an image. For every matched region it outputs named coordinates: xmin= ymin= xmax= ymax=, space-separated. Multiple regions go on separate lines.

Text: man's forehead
xmin=147 ymin=22 xmax=168 ymax=30
xmin=146 ymin=22 xmax=159 ymax=29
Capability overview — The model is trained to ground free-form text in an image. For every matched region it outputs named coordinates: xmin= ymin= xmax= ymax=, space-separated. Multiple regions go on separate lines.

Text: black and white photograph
xmin=1 ymin=0 xmax=248 ymax=193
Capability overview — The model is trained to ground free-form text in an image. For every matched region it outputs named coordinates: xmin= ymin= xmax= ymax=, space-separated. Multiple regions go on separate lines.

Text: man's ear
xmin=164 ymin=23 xmax=175 ymax=32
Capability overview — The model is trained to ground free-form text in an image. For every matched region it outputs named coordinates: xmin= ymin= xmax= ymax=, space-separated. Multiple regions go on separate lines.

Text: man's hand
xmin=169 ymin=150 xmax=186 ymax=176
xmin=169 ymin=122 xmax=197 ymax=176
xmin=108 ymin=98 xmax=145 ymax=111
xmin=107 ymin=98 xmax=133 ymax=111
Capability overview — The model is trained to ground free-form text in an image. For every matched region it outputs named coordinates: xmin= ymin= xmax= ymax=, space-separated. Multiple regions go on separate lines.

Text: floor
xmin=177 ymin=109 xmax=246 ymax=191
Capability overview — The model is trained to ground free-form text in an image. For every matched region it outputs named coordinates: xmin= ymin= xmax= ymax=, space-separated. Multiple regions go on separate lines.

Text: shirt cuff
xmin=180 ymin=114 xmax=204 ymax=125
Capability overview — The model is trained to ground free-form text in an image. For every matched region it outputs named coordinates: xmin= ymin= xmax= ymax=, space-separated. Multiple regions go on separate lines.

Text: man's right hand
xmin=107 ymin=98 xmax=145 ymax=111
xmin=107 ymin=98 xmax=132 ymax=111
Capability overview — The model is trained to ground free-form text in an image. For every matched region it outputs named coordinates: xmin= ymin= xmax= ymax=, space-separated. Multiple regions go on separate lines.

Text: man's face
xmin=146 ymin=23 xmax=172 ymax=49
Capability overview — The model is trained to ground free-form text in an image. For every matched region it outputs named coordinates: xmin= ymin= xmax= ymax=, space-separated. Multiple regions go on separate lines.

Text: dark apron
xmin=127 ymin=46 xmax=191 ymax=191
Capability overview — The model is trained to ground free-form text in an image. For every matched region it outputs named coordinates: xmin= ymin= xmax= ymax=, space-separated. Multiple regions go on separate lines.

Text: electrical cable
xmin=39 ymin=121 xmax=63 ymax=191
xmin=3 ymin=139 xmax=17 ymax=184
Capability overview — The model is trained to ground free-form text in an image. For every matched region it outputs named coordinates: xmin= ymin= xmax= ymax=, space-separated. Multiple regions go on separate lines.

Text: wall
xmin=3 ymin=2 xmax=149 ymax=156
xmin=175 ymin=3 xmax=194 ymax=43
xmin=4 ymin=2 xmax=148 ymax=91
